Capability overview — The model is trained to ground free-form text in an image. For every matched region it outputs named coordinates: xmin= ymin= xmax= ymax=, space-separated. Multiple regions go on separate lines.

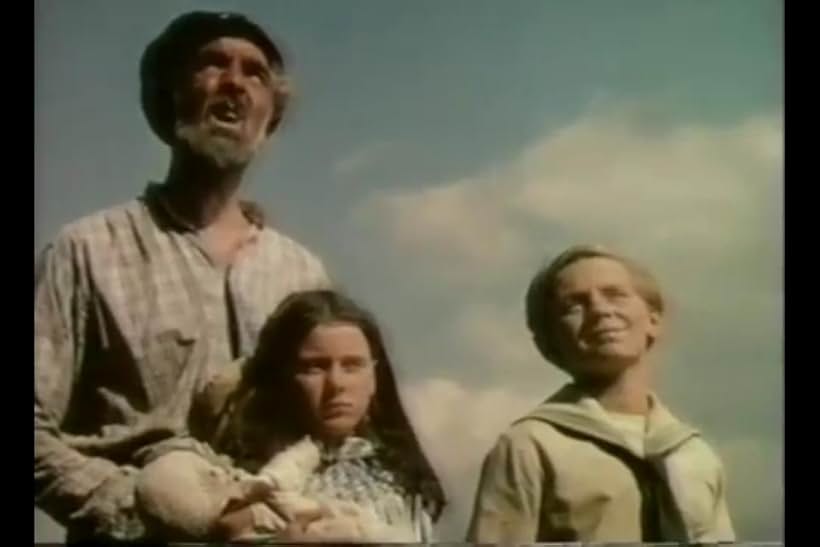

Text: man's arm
xmin=34 ymin=237 xmax=146 ymax=540
xmin=466 ymin=426 xmax=553 ymax=543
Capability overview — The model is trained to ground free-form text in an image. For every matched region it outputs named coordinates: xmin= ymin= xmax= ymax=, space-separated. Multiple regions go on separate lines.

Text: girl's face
xmin=292 ymin=322 xmax=377 ymax=441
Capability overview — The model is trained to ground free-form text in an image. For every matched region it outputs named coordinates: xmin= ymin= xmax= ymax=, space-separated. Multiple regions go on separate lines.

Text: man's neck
xmin=576 ymin=359 xmax=654 ymax=415
xmin=163 ymin=151 xmax=247 ymax=230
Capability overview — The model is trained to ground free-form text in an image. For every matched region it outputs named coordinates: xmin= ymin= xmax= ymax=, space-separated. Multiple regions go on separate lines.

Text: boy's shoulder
xmin=669 ymin=433 xmax=727 ymax=473
xmin=485 ymin=402 xmax=577 ymax=460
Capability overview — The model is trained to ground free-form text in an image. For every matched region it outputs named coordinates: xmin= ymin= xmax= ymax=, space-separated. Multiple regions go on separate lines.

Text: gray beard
xmin=174 ymin=122 xmax=258 ymax=170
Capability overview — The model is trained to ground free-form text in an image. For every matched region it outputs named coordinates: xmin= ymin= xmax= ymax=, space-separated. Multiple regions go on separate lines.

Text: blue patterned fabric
xmin=303 ymin=436 xmax=418 ymax=533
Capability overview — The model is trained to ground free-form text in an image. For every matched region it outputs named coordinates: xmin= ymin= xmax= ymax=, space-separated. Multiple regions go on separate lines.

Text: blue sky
xmin=36 ymin=1 xmax=782 ymax=541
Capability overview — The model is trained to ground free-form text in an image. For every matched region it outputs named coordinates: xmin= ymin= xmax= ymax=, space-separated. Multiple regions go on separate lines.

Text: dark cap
xmin=140 ymin=11 xmax=287 ymax=145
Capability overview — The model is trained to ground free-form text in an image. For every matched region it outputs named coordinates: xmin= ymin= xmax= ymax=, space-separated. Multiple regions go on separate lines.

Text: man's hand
xmin=78 ymin=360 xmax=208 ymax=462
xmin=98 ymin=353 xmax=201 ymax=436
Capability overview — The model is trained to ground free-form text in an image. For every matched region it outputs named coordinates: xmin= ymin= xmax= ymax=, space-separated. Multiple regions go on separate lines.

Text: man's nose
xmin=217 ymin=62 xmax=246 ymax=93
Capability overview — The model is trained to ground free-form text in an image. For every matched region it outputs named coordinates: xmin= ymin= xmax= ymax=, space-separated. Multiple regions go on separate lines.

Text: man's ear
xmin=274 ymin=75 xmax=294 ymax=100
xmin=268 ymin=76 xmax=294 ymax=134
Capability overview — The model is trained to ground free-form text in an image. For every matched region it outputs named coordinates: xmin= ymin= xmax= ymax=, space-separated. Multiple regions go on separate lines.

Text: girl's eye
xmin=341 ymin=358 xmax=370 ymax=372
xmin=296 ymin=359 xmax=327 ymax=374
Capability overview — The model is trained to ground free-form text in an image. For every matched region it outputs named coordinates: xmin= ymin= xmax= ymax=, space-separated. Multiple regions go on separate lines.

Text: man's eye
xmin=196 ymin=52 xmax=227 ymax=70
xmin=245 ymin=63 xmax=270 ymax=82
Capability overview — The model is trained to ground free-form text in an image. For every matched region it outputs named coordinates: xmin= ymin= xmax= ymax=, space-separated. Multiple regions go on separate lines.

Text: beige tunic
xmin=467 ymin=384 xmax=735 ymax=543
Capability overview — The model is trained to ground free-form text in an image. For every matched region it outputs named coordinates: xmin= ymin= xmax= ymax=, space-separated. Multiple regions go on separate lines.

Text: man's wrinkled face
xmin=173 ymin=37 xmax=277 ymax=169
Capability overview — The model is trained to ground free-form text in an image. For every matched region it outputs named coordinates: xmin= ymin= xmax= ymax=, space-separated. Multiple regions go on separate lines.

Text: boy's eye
xmin=557 ymin=300 xmax=583 ymax=315
xmin=603 ymin=288 xmax=632 ymax=303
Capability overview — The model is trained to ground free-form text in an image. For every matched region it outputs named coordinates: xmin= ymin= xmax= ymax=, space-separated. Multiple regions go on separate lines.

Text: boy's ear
xmin=646 ymin=309 xmax=663 ymax=348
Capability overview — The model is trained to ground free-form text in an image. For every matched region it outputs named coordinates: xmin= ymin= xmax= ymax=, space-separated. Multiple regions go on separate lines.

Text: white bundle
xmin=134 ymin=437 xmax=417 ymax=542
xmin=251 ymin=436 xmax=417 ymax=542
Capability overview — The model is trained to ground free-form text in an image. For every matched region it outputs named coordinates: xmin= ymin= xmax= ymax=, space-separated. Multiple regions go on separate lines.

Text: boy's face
xmin=551 ymin=257 xmax=661 ymax=379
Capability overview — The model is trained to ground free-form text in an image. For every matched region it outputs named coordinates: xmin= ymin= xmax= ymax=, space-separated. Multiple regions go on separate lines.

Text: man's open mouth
xmin=208 ymin=99 xmax=246 ymax=125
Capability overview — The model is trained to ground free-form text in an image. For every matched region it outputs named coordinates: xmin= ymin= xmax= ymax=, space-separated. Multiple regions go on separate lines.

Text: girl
xmin=137 ymin=290 xmax=445 ymax=542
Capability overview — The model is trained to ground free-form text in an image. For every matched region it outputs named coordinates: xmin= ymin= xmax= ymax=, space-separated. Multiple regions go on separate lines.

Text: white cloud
xmin=447 ymin=302 xmax=571 ymax=388
xmin=357 ymin=177 xmax=530 ymax=278
xmin=713 ymin=436 xmax=784 ymax=540
xmin=334 ymin=141 xmax=398 ymax=178
xmin=452 ymin=304 xmax=536 ymax=371
xmin=508 ymin=112 xmax=781 ymax=254
xmin=404 ymin=378 xmax=542 ymax=470
xmin=355 ymin=108 xmax=782 ymax=282
xmin=402 ymin=378 xmax=542 ymax=539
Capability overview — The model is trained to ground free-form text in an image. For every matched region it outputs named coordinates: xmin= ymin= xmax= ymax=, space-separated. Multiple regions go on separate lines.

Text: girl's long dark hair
xmin=214 ymin=289 xmax=446 ymax=521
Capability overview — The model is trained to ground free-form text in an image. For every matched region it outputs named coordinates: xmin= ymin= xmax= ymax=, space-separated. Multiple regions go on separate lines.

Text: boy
xmin=467 ymin=245 xmax=735 ymax=543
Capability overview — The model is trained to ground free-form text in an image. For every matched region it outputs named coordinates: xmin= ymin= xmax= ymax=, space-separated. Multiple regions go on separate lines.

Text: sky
xmin=35 ymin=0 xmax=783 ymax=541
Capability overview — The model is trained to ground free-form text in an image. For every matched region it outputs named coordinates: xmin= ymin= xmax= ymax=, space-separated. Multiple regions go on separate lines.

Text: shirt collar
xmin=142 ymin=182 xmax=268 ymax=232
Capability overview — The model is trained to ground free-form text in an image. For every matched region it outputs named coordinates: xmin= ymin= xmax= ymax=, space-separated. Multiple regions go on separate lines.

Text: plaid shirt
xmin=34 ymin=184 xmax=330 ymax=540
